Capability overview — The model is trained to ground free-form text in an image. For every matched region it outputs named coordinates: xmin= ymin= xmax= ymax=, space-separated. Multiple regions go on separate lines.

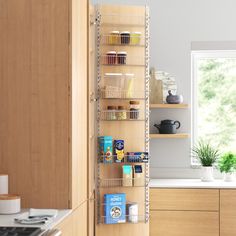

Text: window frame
xmin=191 ymin=50 xmax=236 ymax=166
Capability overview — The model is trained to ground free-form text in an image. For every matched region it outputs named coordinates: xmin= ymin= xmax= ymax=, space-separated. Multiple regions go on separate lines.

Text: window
xmin=192 ymin=51 xmax=236 ymax=165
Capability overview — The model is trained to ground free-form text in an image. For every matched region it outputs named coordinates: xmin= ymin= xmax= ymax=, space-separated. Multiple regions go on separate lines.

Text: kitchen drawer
xmin=150 ymin=210 xmax=219 ymax=236
xmin=150 ymin=188 xmax=219 ymax=211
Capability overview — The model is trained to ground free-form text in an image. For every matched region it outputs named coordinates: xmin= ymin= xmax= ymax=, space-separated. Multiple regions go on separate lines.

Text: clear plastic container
xmin=124 ymin=73 xmax=135 ymax=98
xmin=103 ymin=73 xmax=125 ymax=98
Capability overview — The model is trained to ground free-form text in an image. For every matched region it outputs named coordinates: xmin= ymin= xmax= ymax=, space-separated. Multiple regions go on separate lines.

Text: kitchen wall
xmin=93 ymin=0 xmax=236 ymax=178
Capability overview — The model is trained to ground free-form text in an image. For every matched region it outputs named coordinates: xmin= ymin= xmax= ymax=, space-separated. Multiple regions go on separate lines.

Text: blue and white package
xmin=104 ymin=193 xmax=126 ymax=224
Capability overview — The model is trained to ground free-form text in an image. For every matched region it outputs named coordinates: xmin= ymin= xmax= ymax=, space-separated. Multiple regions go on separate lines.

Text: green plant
xmin=218 ymin=152 xmax=236 ymax=173
xmin=192 ymin=140 xmax=220 ymax=166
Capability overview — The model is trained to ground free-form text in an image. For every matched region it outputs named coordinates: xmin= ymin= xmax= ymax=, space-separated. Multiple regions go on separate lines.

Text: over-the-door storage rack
xmin=95 ymin=4 xmax=149 ymax=236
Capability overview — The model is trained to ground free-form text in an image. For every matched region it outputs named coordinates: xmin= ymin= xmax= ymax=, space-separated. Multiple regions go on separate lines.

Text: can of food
xmin=126 ymin=202 xmax=138 ymax=223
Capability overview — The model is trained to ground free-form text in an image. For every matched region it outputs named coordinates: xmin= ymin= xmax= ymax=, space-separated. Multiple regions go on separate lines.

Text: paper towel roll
xmin=0 ymin=194 xmax=21 ymax=214
xmin=0 ymin=174 xmax=8 ymax=194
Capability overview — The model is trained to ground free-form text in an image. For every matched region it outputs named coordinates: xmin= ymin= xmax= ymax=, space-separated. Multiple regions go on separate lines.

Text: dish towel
xmin=14 ymin=209 xmax=58 ymax=225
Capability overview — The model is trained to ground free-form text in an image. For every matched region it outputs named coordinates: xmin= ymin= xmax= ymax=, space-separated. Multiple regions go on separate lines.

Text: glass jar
xmin=107 ymin=106 xmax=117 ymax=120
xmin=117 ymin=51 xmax=127 ymax=65
xmin=130 ymin=32 xmax=141 ymax=45
xmin=108 ymin=31 xmax=120 ymax=45
xmin=120 ymin=31 xmax=130 ymax=44
xmin=129 ymin=101 xmax=140 ymax=120
xmin=106 ymin=51 xmax=117 ymax=65
xmin=117 ymin=106 xmax=127 ymax=120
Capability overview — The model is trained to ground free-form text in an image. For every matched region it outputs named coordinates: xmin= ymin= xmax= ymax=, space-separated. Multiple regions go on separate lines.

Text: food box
xmin=113 ymin=140 xmax=125 ymax=163
xmin=104 ymin=193 xmax=126 ymax=224
xmin=98 ymin=136 xmax=113 ymax=163
xmin=127 ymin=152 xmax=149 ymax=163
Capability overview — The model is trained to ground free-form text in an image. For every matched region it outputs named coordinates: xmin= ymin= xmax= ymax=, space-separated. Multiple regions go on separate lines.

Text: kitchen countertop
xmin=0 ymin=209 xmax=72 ymax=235
xmin=150 ymin=178 xmax=236 ymax=188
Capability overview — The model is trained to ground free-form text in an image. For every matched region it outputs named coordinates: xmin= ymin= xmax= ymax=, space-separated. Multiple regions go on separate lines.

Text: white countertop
xmin=0 ymin=209 xmax=72 ymax=235
xmin=150 ymin=178 xmax=236 ymax=188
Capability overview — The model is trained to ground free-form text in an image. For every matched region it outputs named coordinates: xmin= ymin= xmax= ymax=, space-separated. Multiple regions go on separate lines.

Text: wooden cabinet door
xmin=56 ymin=201 xmax=88 ymax=236
xmin=0 ymin=0 xmax=70 ymax=209
xmin=150 ymin=210 xmax=219 ymax=236
xmin=220 ymin=190 xmax=236 ymax=236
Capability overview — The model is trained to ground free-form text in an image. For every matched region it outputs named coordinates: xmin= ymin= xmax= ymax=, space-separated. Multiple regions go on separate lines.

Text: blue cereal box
xmin=113 ymin=140 xmax=125 ymax=163
xmin=104 ymin=193 xmax=126 ymax=224
xmin=98 ymin=136 xmax=113 ymax=163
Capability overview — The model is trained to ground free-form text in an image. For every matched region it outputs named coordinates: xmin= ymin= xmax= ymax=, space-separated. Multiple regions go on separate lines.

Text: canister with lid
xmin=117 ymin=106 xmax=127 ymax=120
xmin=106 ymin=51 xmax=117 ymax=65
xmin=130 ymin=32 xmax=142 ymax=45
xmin=107 ymin=106 xmax=117 ymax=120
xmin=129 ymin=101 xmax=140 ymax=120
xmin=117 ymin=51 xmax=127 ymax=65
xmin=120 ymin=31 xmax=130 ymax=44
xmin=108 ymin=31 xmax=120 ymax=44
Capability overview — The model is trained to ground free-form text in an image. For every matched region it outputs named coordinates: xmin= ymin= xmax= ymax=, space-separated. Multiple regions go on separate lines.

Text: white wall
xmin=93 ymin=0 xmax=236 ymax=178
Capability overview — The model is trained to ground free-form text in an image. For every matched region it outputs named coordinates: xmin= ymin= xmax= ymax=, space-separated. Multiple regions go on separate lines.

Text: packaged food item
xmin=120 ymin=31 xmax=130 ymax=44
xmin=106 ymin=51 xmax=117 ymax=65
xmin=129 ymin=101 xmax=140 ymax=119
xmin=133 ymin=165 xmax=145 ymax=187
xmin=117 ymin=51 xmax=127 ymax=65
xmin=130 ymin=32 xmax=142 ymax=45
xmin=122 ymin=165 xmax=133 ymax=186
xmin=127 ymin=152 xmax=149 ymax=163
xmin=98 ymin=136 xmax=113 ymax=163
xmin=117 ymin=106 xmax=127 ymax=120
xmin=104 ymin=193 xmax=126 ymax=224
xmin=126 ymin=202 xmax=138 ymax=223
xmin=108 ymin=31 xmax=120 ymax=44
xmin=114 ymin=140 xmax=125 ymax=162
xmin=107 ymin=106 xmax=117 ymax=120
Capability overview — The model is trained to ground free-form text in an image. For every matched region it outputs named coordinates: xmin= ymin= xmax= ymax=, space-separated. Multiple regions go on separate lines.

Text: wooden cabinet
xmin=220 ymin=190 xmax=236 ymax=236
xmin=150 ymin=211 xmax=219 ymax=236
xmin=150 ymin=188 xmax=219 ymax=236
xmin=56 ymin=201 xmax=88 ymax=236
xmin=0 ymin=0 xmax=88 ymax=209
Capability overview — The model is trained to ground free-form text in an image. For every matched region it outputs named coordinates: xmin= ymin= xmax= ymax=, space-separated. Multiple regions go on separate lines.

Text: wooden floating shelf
xmin=150 ymin=104 xmax=188 ymax=109
xmin=150 ymin=133 xmax=189 ymax=139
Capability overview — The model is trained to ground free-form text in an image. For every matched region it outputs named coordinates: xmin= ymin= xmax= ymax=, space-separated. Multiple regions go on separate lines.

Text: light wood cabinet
xmin=150 ymin=210 xmax=219 ymax=236
xmin=220 ymin=190 xmax=236 ymax=236
xmin=150 ymin=188 xmax=219 ymax=211
xmin=56 ymin=201 xmax=88 ymax=236
xmin=0 ymin=0 xmax=88 ymax=209
xmin=150 ymin=188 xmax=220 ymax=236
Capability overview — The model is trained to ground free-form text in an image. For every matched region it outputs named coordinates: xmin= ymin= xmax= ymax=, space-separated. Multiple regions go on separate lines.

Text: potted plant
xmin=218 ymin=152 xmax=236 ymax=182
xmin=192 ymin=140 xmax=219 ymax=182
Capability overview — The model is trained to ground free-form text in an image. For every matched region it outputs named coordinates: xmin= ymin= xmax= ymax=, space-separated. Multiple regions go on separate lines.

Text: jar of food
xmin=120 ymin=31 xmax=130 ymax=44
xmin=129 ymin=101 xmax=140 ymax=120
xmin=117 ymin=106 xmax=127 ymax=120
xmin=117 ymin=51 xmax=127 ymax=65
xmin=106 ymin=51 xmax=117 ymax=65
xmin=107 ymin=106 xmax=117 ymax=120
xmin=130 ymin=32 xmax=142 ymax=45
xmin=108 ymin=31 xmax=120 ymax=44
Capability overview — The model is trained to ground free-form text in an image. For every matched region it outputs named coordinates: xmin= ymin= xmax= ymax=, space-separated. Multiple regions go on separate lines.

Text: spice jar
xmin=117 ymin=51 xmax=127 ymax=65
xmin=107 ymin=106 xmax=117 ymax=120
xmin=130 ymin=32 xmax=142 ymax=45
xmin=106 ymin=51 xmax=117 ymax=65
xmin=120 ymin=31 xmax=130 ymax=44
xmin=117 ymin=106 xmax=127 ymax=120
xmin=108 ymin=31 xmax=120 ymax=44
xmin=129 ymin=101 xmax=140 ymax=120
